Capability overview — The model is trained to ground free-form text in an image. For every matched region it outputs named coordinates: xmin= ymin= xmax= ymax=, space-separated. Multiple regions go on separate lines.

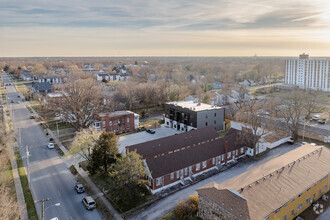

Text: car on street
xmin=75 ymin=183 xmax=85 ymax=193
xmin=29 ymin=116 xmax=35 ymax=119
xmin=318 ymin=118 xmax=327 ymax=124
xmin=47 ymin=143 xmax=55 ymax=149
xmin=49 ymin=137 xmax=54 ymax=141
xmin=82 ymin=196 xmax=96 ymax=210
xmin=311 ymin=115 xmax=321 ymax=121
xmin=146 ymin=129 xmax=156 ymax=134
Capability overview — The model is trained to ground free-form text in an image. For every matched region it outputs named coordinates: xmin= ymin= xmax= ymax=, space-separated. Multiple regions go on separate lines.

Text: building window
xmin=170 ymin=173 xmax=174 ymax=180
xmin=127 ymin=125 xmax=130 ymax=129
xmin=212 ymin=158 xmax=215 ymax=164
xmin=306 ymin=198 xmax=310 ymax=204
xmin=205 ymin=115 xmax=208 ymax=119
xmin=196 ymin=163 xmax=200 ymax=171
xmin=110 ymin=128 xmax=112 ymax=132
xmin=291 ymin=209 xmax=294 ymax=215
xmin=202 ymin=161 xmax=207 ymax=168
xmin=205 ymin=122 xmax=208 ymax=126
xmin=116 ymin=126 xmax=119 ymax=131
xmin=185 ymin=168 xmax=188 ymax=175
xmin=283 ymin=215 xmax=287 ymax=220
xmin=222 ymin=154 xmax=224 ymax=161
xmin=298 ymin=203 xmax=302 ymax=211
xmin=241 ymin=147 xmax=244 ymax=153
xmin=313 ymin=193 xmax=316 ymax=199
xmin=319 ymin=189 xmax=322 ymax=194
xmin=114 ymin=120 xmax=117 ymax=125
xmin=109 ymin=121 xmax=112 ymax=126
xmin=227 ymin=152 xmax=231 ymax=158
xmin=127 ymin=118 xmax=130 ymax=122
xmin=102 ymin=121 xmax=105 ymax=127
xmin=324 ymin=185 xmax=328 ymax=191
xmin=176 ymin=171 xmax=179 ymax=178
xmin=156 ymin=177 xmax=162 ymax=186
xmin=214 ymin=113 xmax=216 ymax=117
xmin=214 ymin=120 xmax=216 ymax=124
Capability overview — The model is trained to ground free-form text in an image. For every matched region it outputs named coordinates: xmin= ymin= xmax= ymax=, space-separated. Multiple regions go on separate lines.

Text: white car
xmin=47 ymin=143 xmax=55 ymax=149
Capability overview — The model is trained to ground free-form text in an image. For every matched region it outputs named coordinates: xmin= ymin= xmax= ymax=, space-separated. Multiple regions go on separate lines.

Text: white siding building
xmin=285 ymin=54 xmax=330 ymax=92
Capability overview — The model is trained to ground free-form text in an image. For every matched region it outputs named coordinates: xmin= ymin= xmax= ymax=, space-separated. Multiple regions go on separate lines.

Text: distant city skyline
xmin=1 ymin=0 xmax=330 ymax=57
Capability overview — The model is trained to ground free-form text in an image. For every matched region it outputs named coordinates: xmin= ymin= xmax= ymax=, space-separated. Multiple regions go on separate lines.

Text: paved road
xmin=317 ymin=207 xmax=330 ymax=220
xmin=2 ymin=74 xmax=103 ymax=220
xmin=129 ymin=142 xmax=304 ymax=220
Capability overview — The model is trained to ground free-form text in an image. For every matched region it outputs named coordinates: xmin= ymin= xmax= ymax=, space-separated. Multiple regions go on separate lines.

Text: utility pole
xmin=26 ymin=145 xmax=30 ymax=187
xmin=35 ymin=198 xmax=51 ymax=220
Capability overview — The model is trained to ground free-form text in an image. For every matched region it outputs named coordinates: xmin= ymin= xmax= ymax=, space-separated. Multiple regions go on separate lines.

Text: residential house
xmin=212 ymin=81 xmax=223 ymax=89
xmin=93 ymin=111 xmax=139 ymax=133
xmin=37 ymin=75 xmax=63 ymax=84
xmin=31 ymin=82 xmax=53 ymax=94
xmin=239 ymin=79 xmax=256 ymax=87
xmin=127 ymin=127 xmax=250 ymax=193
xmin=197 ymin=143 xmax=330 ymax=220
xmin=164 ymin=101 xmax=225 ymax=132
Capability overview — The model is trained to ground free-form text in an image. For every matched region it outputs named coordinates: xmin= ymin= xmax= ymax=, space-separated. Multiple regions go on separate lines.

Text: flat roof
xmin=99 ymin=110 xmax=134 ymax=117
xmin=166 ymin=101 xmax=222 ymax=111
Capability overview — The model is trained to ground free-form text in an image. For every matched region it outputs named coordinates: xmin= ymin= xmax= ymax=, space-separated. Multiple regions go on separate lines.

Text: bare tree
xmin=235 ymin=99 xmax=268 ymax=157
xmin=31 ymin=63 xmax=47 ymax=74
xmin=47 ymin=74 xmax=104 ymax=131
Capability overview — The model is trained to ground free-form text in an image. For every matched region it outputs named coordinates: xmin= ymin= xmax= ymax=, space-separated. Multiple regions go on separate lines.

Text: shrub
xmin=174 ymin=199 xmax=195 ymax=219
xmin=187 ymin=194 xmax=198 ymax=212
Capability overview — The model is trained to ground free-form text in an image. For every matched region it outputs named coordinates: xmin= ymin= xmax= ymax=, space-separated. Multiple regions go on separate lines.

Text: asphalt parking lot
xmin=118 ymin=124 xmax=181 ymax=153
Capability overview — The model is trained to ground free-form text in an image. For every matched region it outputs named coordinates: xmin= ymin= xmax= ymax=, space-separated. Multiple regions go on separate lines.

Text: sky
xmin=1 ymin=0 xmax=330 ymax=57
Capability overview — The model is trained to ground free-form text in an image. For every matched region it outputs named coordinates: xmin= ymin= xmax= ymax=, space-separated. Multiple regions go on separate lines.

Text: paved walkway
xmin=1 ymin=88 xmax=28 ymax=220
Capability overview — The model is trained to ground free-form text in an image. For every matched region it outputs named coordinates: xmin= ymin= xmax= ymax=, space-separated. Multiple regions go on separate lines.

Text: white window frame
xmin=127 ymin=118 xmax=130 ymax=122
xmin=196 ymin=163 xmax=200 ymax=171
xmin=202 ymin=161 xmax=207 ymax=168
xmin=170 ymin=173 xmax=174 ymax=180
xmin=185 ymin=168 xmax=188 ymax=175
xmin=102 ymin=121 xmax=105 ymax=127
xmin=222 ymin=154 xmax=224 ymax=161
xmin=212 ymin=158 xmax=215 ymax=164
xmin=227 ymin=152 xmax=231 ymax=158
xmin=176 ymin=171 xmax=179 ymax=178
xmin=156 ymin=177 xmax=162 ymax=186
xmin=241 ymin=147 xmax=244 ymax=153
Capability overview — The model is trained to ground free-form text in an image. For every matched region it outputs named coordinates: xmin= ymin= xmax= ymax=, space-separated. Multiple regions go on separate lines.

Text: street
xmin=129 ymin=142 xmax=304 ymax=220
xmin=2 ymin=73 xmax=103 ymax=220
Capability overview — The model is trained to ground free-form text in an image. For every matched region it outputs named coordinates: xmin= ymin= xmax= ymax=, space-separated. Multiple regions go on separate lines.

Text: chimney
xmin=225 ymin=141 xmax=229 ymax=163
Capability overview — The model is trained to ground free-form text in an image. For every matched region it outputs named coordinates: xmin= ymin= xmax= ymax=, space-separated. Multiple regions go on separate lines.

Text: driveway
xmin=118 ymin=125 xmax=181 ymax=153
xmin=129 ymin=142 xmax=303 ymax=220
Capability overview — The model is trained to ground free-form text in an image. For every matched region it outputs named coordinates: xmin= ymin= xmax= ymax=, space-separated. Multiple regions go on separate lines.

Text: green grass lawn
xmin=14 ymin=147 xmax=38 ymax=220
xmin=47 ymin=120 xmax=74 ymax=131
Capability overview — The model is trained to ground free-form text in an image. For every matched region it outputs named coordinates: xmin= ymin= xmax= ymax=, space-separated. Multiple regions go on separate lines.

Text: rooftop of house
xmin=166 ymin=101 xmax=222 ymax=111
xmin=47 ymin=92 xmax=63 ymax=98
xmin=145 ymin=128 xmax=256 ymax=179
xmin=261 ymin=130 xmax=290 ymax=143
xmin=196 ymin=144 xmax=330 ymax=220
xmin=32 ymin=82 xmax=52 ymax=91
xmin=98 ymin=110 xmax=134 ymax=118
xmin=127 ymin=126 xmax=219 ymax=160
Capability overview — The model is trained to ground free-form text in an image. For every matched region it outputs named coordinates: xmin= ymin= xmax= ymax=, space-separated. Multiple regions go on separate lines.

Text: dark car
xmin=82 ymin=196 xmax=96 ymax=210
xmin=29 ymin=116 xmax=35 ymax=119
xmin=146 ymin=129 xmax=156 ymax=134
xmin=10 ymin=100 xmax=14 ymax=103
xmin=49 ymin=137 xmax=54 ymax=141
xmin=75 ymin=183 xmax=85 ymax=194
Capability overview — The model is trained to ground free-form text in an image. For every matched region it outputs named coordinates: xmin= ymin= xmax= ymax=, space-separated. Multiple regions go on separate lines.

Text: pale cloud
xmin=1 ymin=0 xmax=330 ymax=56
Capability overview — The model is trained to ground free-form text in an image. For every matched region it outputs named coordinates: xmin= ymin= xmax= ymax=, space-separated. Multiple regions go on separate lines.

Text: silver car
xmin=82 ymin=196 xmax=96 ymax=210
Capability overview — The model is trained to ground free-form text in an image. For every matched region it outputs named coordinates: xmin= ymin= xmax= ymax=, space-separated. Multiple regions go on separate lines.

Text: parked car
xmin=287 ymin=137 xmax=294 ymax=145
xmin=29 ymin=116 xmax=35 ymax=119
xmin=10 ymin=100 xmax=14 ymax=103
xmin=318 ymin=118 xmax=326 ymax=124
xmin=146 ymin=129 xmax=156 ymax=134
xmin=75 ymin=183 xmax=85 ymax=193
xmin=82 ymin=196 xmax=96 ymax=210
xmin=49 ymin=137 xmax=54 ymax=141
xmin=311 ymin=115 xmax=321 ymax=121
xmin=47 ymin=143 xmax=55 ymax=149
xmin=17 ymin=95 xmax=20 ymax=98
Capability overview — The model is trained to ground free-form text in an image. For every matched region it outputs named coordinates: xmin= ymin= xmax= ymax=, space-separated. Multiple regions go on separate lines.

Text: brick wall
xmin=100 ymin=113 xmax=135 ymax=134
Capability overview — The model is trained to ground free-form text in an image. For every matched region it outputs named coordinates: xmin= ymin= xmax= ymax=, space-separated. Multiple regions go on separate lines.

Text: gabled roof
xmin=32 ymin=82 xmax=52 ymax=91
xmin=127 ymin=126 xmax=219 ymax=160
xmin=145 ymin=128 xmax=252 ymax=178
xmin=197 ymin=144 xmax=330 ymax=219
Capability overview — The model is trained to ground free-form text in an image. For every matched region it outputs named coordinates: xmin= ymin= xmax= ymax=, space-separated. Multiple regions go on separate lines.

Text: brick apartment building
xmin=93 ymin=111 xmax=139 ymax=134
xmin=127 ymin=127 xmax=251 ymax=193
xmin=197 ymin=144 xmax=330 ymax=220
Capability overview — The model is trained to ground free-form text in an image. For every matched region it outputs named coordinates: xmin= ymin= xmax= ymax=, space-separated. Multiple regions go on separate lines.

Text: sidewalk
xmin=1 ymin=90 xmax=28 ymax=219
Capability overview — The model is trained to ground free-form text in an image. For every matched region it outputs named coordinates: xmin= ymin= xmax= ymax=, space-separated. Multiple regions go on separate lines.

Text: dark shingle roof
xmin=127 ymin=126 xmax=219 ymax=160
xmin=32 ymin=82 xmax=52 ymax=92
xmin=145 ymin=128 xmax=251 ymax=178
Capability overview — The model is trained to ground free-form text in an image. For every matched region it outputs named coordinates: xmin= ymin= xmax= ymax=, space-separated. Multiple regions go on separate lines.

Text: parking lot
xmin=118 ymin=124 xmax=181 ymax=153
